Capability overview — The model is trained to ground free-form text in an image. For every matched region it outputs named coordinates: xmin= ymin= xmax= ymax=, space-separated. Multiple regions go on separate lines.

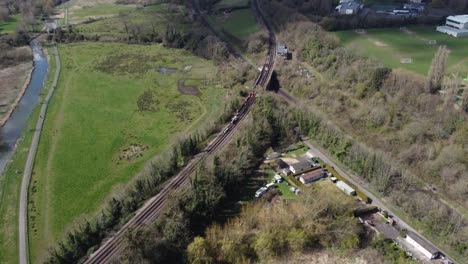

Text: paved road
xmin=19 ymin=45 xmax=60 ymax=264
xmin=300 ymin=136 xmax=454 ymax=263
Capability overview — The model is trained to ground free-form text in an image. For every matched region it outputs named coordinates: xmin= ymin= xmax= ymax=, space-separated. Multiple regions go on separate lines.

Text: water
xmin=0 ymin=40 xmax=48 ymax=175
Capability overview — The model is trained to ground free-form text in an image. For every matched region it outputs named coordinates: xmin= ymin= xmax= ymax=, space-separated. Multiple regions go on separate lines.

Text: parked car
xmin=255 ymin=187 xmax=268 ymax=198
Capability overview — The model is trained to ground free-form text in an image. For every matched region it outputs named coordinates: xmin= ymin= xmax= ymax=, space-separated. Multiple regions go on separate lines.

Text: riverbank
xmin=0 ymin=61 xmax=34 ymax=127
xmin=0 ymin=45 xmax=54 ymax=264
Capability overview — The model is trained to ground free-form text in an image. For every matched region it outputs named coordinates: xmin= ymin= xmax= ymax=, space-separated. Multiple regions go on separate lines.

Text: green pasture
xmin=0 ymin=46 xmax=56 ymax=264
xmin=214 ymin=0 xmax=250 ymax=10
xmin=76 ymin=4 xmax=186 ymax=37
xmin=208 ymin=9 xmax=259 ymax=40
xmin=0 ymin=15 xmax=19 ymax=33
xmin=27 ymin=42 xmax=224 ymax=261
xmin=56 ymin=0 xmax=135 ymax=25
xmin=334 ymin=26 xmax=468 ymax=75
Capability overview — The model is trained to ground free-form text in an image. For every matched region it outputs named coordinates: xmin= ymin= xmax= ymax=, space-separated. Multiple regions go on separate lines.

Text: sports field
xmin=335 ymin=26 xmax=468 ymax=75
xmin=27 ymin=42 xmax=224 ymax=261
xmin=209 ymin=8 xmax=260 ymax=40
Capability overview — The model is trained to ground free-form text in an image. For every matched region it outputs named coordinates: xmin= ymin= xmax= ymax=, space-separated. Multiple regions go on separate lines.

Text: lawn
xmin=0 ymin=46 xmax=56 ymax=264
xmin=208 ymin=9 xmax=259 ymax=40
xmin=334 ymin=26 xmax=468 ymax=76
xmin=27 ymin=42 xmax=225 ymax=261
xmin=0 ymin=15 xmax=19 ymax=33
xmin=264 ymin=167 xmax=297 ymax=200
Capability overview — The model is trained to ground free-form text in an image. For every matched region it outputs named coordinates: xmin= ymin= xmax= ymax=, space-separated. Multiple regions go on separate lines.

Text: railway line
xmin=85 ymin=25 xmax=276 ymax=264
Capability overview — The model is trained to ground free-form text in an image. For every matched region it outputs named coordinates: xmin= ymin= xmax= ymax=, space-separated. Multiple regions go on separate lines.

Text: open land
xmin=0 ymin=15 xmax=19 ymax=33
xmin=334 ymin=26 xmax=468 ymax=76
xmin=56 ymin=0 xmax=135 ymax=25
xmin=27 ymin=42 xmax=225 ymax=262
xmin=0 ymin=46 xmax=56 ymax=264
xmin=208 ymin=8 xmax=260 ymax=41
xmin=214 ymin=0 xmax=250 ymax=10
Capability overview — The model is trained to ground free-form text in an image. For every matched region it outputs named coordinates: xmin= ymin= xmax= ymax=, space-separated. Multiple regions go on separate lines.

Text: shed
xmin=405 ymin=232 xmax=441 ymax=259
xmin=289 ymin=160 xmax=312 ymax=174
xmin=276 ymin=159 xmax=289 ymax=169
xmin=335 ymin=1 xmax=362 ymax=15
xmin=336 ymin=181 xmax=356 ymax=195
xmin=299 ymin=168 xmax=327 ymax=184
xmin=276 ymin=43 xmax=288 ymax=57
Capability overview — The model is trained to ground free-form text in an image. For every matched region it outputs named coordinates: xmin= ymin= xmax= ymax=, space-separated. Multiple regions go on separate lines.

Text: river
xmin=0 ymin=40 xmax=49 ymax=175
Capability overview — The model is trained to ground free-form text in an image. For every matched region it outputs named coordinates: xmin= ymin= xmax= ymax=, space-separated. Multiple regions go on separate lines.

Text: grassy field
xmin=214 ymin=0 xmax=250 ymax=10
xmin=57 ymin=0 xmax=135 ymax=25
xmin=334 ymin=26 xmax=468 ymax=76
xmin=0 ymin=46 xmax=56 ymax=264
xmin=76 ymin=4 xmax=186 ymax=37
xmin=208 ymin=9 xmax=259 ymax=40
xmin=0 ymin=15 xmax=19 ymax=33
xmin=27 ymin=42 xmax=225 ymax=261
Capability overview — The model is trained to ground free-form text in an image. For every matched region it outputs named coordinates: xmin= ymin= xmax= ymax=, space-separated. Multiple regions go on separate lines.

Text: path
xmin=19 ymin=45 xmax=60 ymax=264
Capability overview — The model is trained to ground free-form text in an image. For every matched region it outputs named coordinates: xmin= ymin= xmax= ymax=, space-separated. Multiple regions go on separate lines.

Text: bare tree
xmin=425 ymin=45 xmax=449 ymax=94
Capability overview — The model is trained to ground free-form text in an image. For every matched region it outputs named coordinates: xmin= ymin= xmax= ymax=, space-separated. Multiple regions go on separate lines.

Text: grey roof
xmin=342 ymin=2 xmax=361 ymax=10
xmin=300 ymin=168 xmax=326 ymax=181
xmin=290 ymin=160 xmax=311 ymax=171
xmin=276 ymin=43 xmax=288 ymax=55
xmin=406 ymin=232 xmax=440 ymax=254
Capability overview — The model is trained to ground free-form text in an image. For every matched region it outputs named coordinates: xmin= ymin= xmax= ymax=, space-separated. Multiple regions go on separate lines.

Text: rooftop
xmin=290 ymin=160 xmax=311 ymax=171
xmin=300 ymin=168 xmax=326 ymax=180
xmin=406 ymin=232 xmax=440 ymax=254
xmin=447 ymin=15 xmax=468 ymax=24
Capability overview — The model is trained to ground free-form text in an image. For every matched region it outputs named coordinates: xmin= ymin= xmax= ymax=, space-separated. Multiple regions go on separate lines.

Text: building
xmin=437 ymin=15 xmax=468 ymax=37
xmin=405 ymin=232 xmax=441 ymax=259
xmin=409 ymin=0 xmax=423 ymax=3
xmin=255 ymin=187 xmax=268 ymax=198
xmin=336 ymin=181 xmax=356 ymax=195
xmin=299 ymin=168 xmax=327 ymax=184
xmin=276 ymin=43 xmax=288 ymax=58
xmin=335 ymin=1 xmax=363 ymax=15
xmin=289 ymin=160 xmax=312 ymax=174
xmin=403 ymin=3 xmax=424 ymax=12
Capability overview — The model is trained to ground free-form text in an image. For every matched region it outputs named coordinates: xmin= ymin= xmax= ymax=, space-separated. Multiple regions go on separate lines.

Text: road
xmin=19 ymin=45 xmax=61 ymax=264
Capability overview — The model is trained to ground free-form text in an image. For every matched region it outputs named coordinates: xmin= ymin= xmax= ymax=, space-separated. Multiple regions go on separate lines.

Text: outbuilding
xmin=437 ymin=15 xmax=468 ymax=37
xmin=405 ymin=232 xmax=441 ymax=259
xmin=289 ymin=160 xmax=312 ymax=174
xmin=299 ymin=168 xmax=327 ymax=184
xmin=336 ymin=181 xmax=356 ymax=195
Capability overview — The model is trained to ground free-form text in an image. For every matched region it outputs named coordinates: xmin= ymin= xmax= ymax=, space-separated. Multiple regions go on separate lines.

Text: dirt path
xmin=18 ymin=45 xmax=60 ymax=264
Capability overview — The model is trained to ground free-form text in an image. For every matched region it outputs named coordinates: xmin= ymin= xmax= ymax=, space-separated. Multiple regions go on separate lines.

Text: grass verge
xmin=0 ymin=15 xmax=19 ymax=33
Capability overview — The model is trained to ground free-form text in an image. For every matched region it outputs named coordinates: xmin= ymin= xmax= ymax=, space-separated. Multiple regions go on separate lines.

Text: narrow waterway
xmin=0 ymin=40 xmax=48 ymax=175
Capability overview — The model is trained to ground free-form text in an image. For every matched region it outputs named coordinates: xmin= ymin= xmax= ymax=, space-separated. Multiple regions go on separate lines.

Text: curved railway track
xmin=85 ymin=36 xmax=276 ymax=264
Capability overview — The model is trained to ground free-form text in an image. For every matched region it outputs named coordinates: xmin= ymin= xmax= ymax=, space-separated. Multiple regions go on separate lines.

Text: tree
xmin=425 ymin=45 xmax=449 ymax=94
xmin=187 ymin=237 xmax=214 ymax=264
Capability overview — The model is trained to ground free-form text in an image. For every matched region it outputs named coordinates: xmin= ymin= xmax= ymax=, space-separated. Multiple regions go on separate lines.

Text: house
xmin=276 ymin=159 xmax=289 ymax=169
xmin=335 ymin=1 xmax=363 ymax=15
xmin=276 ymin=43 xmax=288 ymax=58
xmin=437 ymin=15 xmax=468 ymax=37
xmin=299 ymin=168 xmax=327 ymax=184
xmin=289 ymin=160 xmax=312 ymax=174
xmin=405 ymin=232 xmax=441 ymax=259
xmin=403 ymin=3 xmax=424 ymax=12
xmin=336 ymin=181 xmax=356 ymax=195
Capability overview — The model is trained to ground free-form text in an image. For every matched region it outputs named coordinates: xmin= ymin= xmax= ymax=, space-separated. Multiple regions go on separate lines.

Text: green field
xmin=334 ymin=26 xmax=468 ymax=75
xmin=208 ymin=9 xmax=259 ymax=40
xmin=0 ymin=46 xmax=57 ymax=264
xmin=0 ymin=15 xmax=19 ymax=33
xmin=57 ymin=0 xmax=135 ymax=25
xmin=27 ymin=42 xmax=225 ymax=261
xmin=214 ymin=0 xmax=250 ymax=10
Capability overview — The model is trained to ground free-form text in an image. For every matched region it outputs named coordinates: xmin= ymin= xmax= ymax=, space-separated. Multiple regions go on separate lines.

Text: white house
xmin=335 ymin=1 xmax=363 ymax=15
xmin=437 ymin=15 xmax=468 ymax=37
xmin=405 ymin=232 xmax=441 ymax=259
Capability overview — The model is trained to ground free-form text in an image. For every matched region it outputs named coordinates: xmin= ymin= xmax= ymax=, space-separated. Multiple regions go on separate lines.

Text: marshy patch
xmin=119 ymin=143 xmax=149 ymax=161
xmin=178 ymin=79 xmax=200 ymax=95
xmin=158 ymin=67 xmax=178 ymax=74
xmin=137 ymin=89 xmax=159 ymax=112
xmin=165 ymin=100 xmax=194 ymax=121
xmin=95 ymin=53 xmax=155 ymax=77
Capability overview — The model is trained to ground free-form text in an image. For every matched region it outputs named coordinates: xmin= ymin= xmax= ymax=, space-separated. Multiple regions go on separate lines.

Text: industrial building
xmin=336 ymin=181 xmax=356 ymax=195
xmin=437 ymin=15 xmax=468 ymax=37
xmin=405 ymin=232 xmax=441 ymax=259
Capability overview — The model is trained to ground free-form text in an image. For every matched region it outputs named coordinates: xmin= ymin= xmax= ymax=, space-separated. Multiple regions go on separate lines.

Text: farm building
xmin=289 ymin=160 xmax=312 ymax=174
xmin=437 ymin=15 xmax=468 ymax=37
xmin=405 ymin=232 xmax=441 ymax=259
xmin=336 ymin=181 xmax=356 ymax=195
xmin=298 ymin=168 xmax=327 ymax=184
xmin=335 ymin=1 xmax=363 ymax=15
